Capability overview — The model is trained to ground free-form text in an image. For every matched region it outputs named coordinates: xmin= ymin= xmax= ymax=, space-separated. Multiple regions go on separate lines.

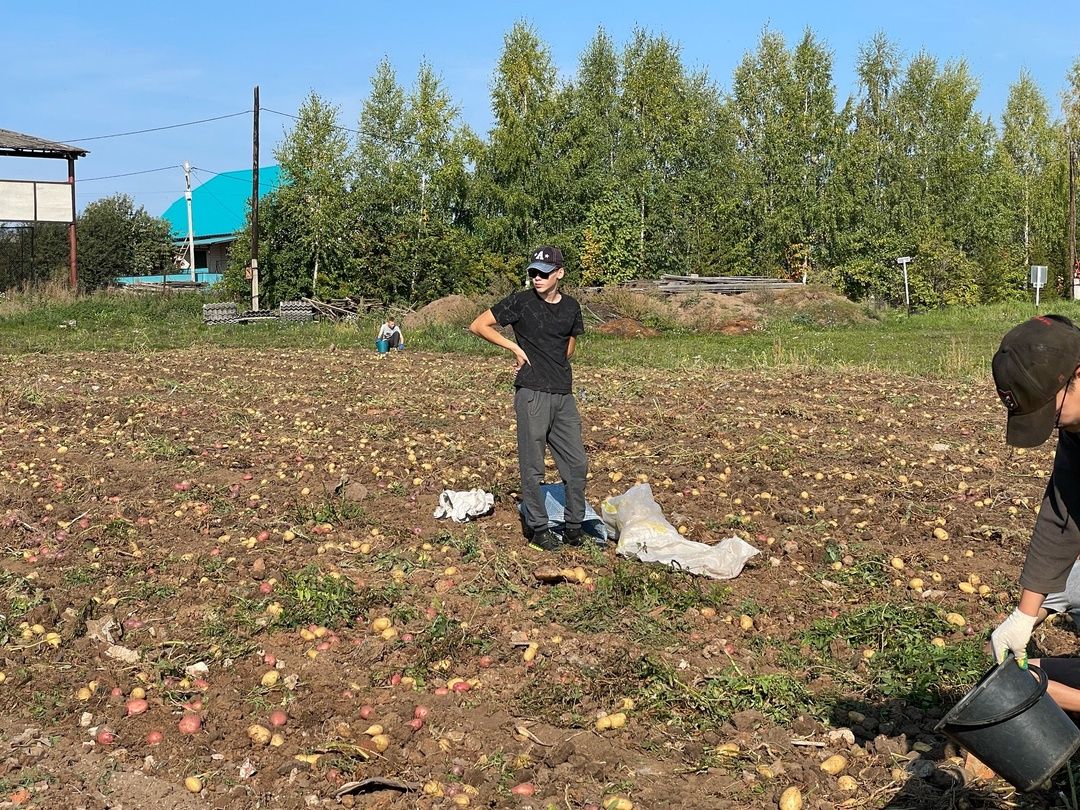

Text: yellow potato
xmin=372 ymin=617 xmax=392 ymax=632
xmin=371 ymin=733 xmax=390 ymax=752
xmin=247 ymin=724 xmax=272 ymax=746
xmin=946 ymin=613 xmax=966 ymax=627
xmin=184 ymin=776 xmax=203 ymax=793
xmin=260 ymin=670 xmax=280 ymax=688
xmin=820 ymin=754 xmax=848 ymax=774
xmin=779 ymin=786 xmax=803 ymax=810
xmin=837 ymin=775 xmax=858 ymax=791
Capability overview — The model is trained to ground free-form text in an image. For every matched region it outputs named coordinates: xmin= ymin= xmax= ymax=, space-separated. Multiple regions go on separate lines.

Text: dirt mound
xmin=747 ymin=285 xmax=871 ymax=327
xmin=404 ymin=294 xmax=480 ymax=329
xmin=670 ymin=294 xmax=762 ymax=333
xmin=594 ymin=317 xmax=661 ymax=337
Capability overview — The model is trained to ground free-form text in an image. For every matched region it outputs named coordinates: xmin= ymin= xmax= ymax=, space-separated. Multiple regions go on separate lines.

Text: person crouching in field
xmin=377 ymin=317 xmax=404 ymax=350
xmin=468 ymin=246 xmax=587 ymax=553
xmin=990 ymin=315 xmax=1080 ymax=667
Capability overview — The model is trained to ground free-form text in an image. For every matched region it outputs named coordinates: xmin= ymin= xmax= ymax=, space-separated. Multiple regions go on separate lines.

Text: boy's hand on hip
xmin=513 ymin=348 xmax=530 ymax=370
xmin=990 ymin=608 xmax=1038 ymax=666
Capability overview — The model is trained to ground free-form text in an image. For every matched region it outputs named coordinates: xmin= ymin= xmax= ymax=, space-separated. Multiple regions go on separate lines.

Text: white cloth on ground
xmin=433 ymin=489 xmax=495 ymax=523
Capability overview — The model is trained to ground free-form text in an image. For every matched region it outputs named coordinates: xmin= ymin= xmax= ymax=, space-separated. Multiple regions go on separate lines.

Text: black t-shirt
xmin=491 ymin=290 xmax=584 ymax=394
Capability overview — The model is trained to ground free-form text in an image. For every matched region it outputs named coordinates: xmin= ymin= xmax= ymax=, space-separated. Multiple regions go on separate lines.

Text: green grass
xmin=0 ymin=288 xmax=1074 ymax=377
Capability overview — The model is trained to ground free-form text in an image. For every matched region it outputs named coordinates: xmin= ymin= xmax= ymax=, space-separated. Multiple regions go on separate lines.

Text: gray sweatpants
xmin=514 ymin=388 xmax=588 ymax=533
xmin=1043 ymin=560 xmax=1080 ymax=630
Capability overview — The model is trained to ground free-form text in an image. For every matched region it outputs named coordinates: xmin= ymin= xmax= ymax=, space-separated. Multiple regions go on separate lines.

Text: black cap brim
xmin=1006 ymin=396 xmax=1058 ymax=448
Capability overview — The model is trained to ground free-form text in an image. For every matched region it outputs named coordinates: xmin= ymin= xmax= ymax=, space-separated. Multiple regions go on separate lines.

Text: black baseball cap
xmin=993 ymin=315 xmax=1080 ymax=448
xmin=526 ymin=245 xmax=564 ymax=274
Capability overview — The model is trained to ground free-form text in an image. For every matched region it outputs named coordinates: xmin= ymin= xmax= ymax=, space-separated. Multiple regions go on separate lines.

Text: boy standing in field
xmin=469 ymin=246 xmax=588 ymax=552
xmin=990 ymin=315 xmax=1080 ymax=665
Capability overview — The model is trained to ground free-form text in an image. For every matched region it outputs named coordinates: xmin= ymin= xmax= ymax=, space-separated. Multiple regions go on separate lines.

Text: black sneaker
xmin=562 ymin=526 xmax=585 ymax=546
xmin=528 ymin=529 xmax=563 ymax=552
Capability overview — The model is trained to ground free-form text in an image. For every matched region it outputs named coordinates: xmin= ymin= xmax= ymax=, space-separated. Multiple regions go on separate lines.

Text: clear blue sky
xmin=3 ymin=1 xmax=1077 ymax=218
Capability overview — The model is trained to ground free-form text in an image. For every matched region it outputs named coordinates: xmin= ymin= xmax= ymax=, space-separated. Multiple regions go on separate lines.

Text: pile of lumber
xmin=652 ymin=275 xmax=804 ymax=295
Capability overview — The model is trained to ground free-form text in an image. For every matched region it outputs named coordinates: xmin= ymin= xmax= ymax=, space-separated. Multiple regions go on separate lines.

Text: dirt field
xmin=0 ymin=347 xmax=1074 ymax=809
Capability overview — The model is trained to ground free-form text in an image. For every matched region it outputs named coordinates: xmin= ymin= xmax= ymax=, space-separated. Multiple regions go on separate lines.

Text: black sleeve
xmin=490 ymin=293 xmax=521 ymax=327
xmin=1020 ymin=434 xmax=1080 ymax=594
xmin=571 ymin=302 xmax=584 ymax=337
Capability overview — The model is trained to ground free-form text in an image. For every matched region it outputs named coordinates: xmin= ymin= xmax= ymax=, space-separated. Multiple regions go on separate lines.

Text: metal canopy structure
xmin=0 ymin=129 xmax=87 ymax=160
xmin=0 ymin=128 xmax=88 ymax=288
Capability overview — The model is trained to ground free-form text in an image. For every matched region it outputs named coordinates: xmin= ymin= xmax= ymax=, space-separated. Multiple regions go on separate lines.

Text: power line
xmin=260 ymin=106 xmax=421 ymax=148
xmin=61 ymin=111 xmax=250 ymax=143
xmin=80 ymin=165 xmax=179 ymax=182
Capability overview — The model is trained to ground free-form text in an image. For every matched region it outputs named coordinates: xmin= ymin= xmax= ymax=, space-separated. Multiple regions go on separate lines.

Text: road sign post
xmin=1031 ymin=265 xmax=1048 ymax=308
xmin=896 ymin=257 xmax=912 ymax=314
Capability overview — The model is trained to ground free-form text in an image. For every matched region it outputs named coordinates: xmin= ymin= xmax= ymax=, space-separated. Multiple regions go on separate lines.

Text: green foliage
xmin=206 ymin=23 xmax=1078 ymax=310
xmin=544 ymin=557 xmax=729 ymax=642
xmin=0 ymin=223 xmax=70 ymax=289
xmin=77 ymin=194 xmax=173 ymax=291
xmin=803 ymin=603 xmax=985 ymax=704
xmin=274 ymin=566 xmax=363 ymax=629
xmin=634 ymin=656 xmax=818 ymax=727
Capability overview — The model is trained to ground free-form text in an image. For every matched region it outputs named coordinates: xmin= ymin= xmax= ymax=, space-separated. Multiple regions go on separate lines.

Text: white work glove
xmin=989 ymin=608 xmax=1038 ymax=666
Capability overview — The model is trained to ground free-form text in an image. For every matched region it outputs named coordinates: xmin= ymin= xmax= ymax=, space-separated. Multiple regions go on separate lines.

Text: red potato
xmin=452 ymin=681 xmax=471 ymax=693
xmin=146 ymin=730 xmax=164 ymax=745
xmin=96 ymin=729 xmax=115 ymax=745
xmin=125 ymin=698 xmax=149 ymax=716
xmin=413 ymin=706 xmax=430 ymax=720
xmin=257 ymin=530 xmax=270 ymax=542
xmin=434 ymin=687 xmax=450 ymax=696
xmin=263 ymin=653 xmax=276 ymax=666
xmin=269 ymin=710 xmax=288 ymax=727
xmin=511 ymin=783 xmax=536 ymax=797
xmin=359 ymin=705 xmax=374 ymax=720
xmin=408 ymin=718 xmax=425 ymax=731
xmin=177 ymin=714 xmax=202 ymax=734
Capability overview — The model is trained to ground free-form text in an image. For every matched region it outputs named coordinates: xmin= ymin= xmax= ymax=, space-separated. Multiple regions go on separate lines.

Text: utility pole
xmin=183 ymin=161 xmax=196 ymax=282
xmin=250 ymin=85 xmax=260 ymax=311
xmin=1069 ymin=140 xmax=1077 ymax=299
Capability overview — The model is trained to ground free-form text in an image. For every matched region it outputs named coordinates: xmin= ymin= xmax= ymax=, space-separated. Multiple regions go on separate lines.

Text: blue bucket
xmin=375 ymin=339 xmax=390 ymax=354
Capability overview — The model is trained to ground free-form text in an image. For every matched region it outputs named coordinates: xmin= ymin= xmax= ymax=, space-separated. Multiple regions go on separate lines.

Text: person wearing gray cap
xmin=990 ymin=315 xmax=1080 ymax=666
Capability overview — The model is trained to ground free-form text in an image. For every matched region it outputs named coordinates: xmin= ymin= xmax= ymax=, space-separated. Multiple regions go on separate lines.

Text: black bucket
xmin=936 ymin=656 xmax=1080 ymax=791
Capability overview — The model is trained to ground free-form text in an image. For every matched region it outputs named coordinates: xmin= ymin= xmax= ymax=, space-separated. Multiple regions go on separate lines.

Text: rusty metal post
xmin=68 ymin=156 xmax=78 ymax=290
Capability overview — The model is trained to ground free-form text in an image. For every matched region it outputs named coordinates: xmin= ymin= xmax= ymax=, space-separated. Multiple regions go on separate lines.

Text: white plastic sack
xmin=433 ymin=489 xmax=494 ymax=523
xmin=601 ymin=483 xmax=759 ymax=580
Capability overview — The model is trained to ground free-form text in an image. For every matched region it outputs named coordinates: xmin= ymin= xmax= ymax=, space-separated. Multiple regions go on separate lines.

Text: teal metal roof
xmin=161 ymin=165 xmax=282 ymax=241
